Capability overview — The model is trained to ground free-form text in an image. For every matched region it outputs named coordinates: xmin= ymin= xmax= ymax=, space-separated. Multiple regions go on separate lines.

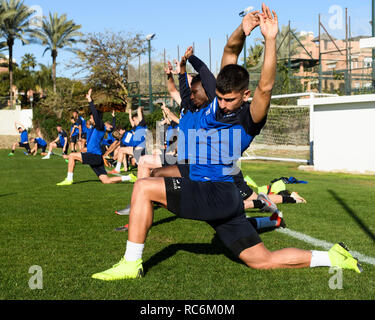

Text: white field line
xmin=276 ymin=228 xmax=375 ymax=266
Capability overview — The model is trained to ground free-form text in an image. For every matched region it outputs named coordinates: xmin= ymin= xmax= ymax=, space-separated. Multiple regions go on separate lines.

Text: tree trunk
xmin=8 ymin=39 xmax=14 ymax=108
xmin=52 ymin=50 xmax=57 ymax=93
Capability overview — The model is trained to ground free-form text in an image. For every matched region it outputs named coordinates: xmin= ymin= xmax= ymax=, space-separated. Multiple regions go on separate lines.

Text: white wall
xmin=299 ymin=94 xmax=375 ymax=174
xmin=0 ymin=109 xmax=33 ymax=135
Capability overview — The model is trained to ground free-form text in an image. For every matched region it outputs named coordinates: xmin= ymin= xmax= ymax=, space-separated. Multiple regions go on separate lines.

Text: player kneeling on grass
xmin=42 ymin=125 xmax=69 ymax=159
xmin=30 ymin=128 xmax=48 ymax=156
xmin=92 ymin=4 xmax=362 ymax=281
xmin=56 ymin=89 xmax=135 ymax=186
xmin=8 ymin=122 xmax=31 ymax=156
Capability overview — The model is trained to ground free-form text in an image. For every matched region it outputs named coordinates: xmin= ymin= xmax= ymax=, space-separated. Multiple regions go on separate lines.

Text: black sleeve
xmin=112 ymin=115 xmax=116 ymax=128
xmin=241 ymin=104 xmax=267 ymax=137
xmin=188 ymin=55 xmax=217 ymax=102
xmin=89 ymin=101 xmax=104 ymax=131
xmin=138 ymin=119 xmax=147 ymax=127
xmin=178 ymin=73 xmax=193 ymax=113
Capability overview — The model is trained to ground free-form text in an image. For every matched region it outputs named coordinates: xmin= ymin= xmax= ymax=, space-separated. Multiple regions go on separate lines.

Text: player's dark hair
xmin=216 ymin=64 xmax=249 ymax=94
xmin=56 ymin=124 xmax=62 ymax=128
xmin=191 ymin=74 xmax=202 ymax=87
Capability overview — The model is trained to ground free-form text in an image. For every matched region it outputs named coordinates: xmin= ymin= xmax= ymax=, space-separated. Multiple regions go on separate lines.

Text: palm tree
xmin=32 ymin=12 xmax=83 ymax=93
xmin=0 ymin=0 xmax=34 ymax=107
xmin=20 ymin=52 xmax=36 ymax=71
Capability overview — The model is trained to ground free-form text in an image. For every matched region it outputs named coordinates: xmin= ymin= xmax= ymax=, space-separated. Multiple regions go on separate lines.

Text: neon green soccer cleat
xmin=128 ymin=173 xmax=138 ymax=183
xmin=56 ymin=179 xmax=74 ymax=186
xmin=92 ymin=258 xmax=144 ymax=281
xmin=8 ymin=153 xmax=14 ymax=157
xmin=328 ymin=243 xmax=363 ymax=273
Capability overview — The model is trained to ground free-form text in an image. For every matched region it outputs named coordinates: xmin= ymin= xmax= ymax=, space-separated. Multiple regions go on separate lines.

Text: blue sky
xmin=8 ymin=0 xmax=373 ymax=79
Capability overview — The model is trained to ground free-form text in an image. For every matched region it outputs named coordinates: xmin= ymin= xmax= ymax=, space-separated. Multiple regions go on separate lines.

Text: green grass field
xmin=1 ymin=150 xmax=375 ymax=300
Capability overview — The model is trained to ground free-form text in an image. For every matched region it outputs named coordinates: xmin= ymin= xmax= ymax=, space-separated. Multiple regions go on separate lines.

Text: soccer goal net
xmin=241 ymin=92 xmax=337 ymax=164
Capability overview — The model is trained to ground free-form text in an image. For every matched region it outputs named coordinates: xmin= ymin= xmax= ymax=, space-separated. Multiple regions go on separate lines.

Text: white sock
xmin=67 ymin=172 xmax=74 ymax=181
xmin=124 ymin=241 xmax=144 ymax=262
xmin=121 ymin=175 xmax=131 ymax=182
xmin=254 ymin=217 xmax=277 ymax=229
xmin=115 ymin=162 xmax=122 ymax=172
xmin=47 ymin=151 xmax=51 ymax=157
xmin=310 ymin=251 xmax=332 ymax=268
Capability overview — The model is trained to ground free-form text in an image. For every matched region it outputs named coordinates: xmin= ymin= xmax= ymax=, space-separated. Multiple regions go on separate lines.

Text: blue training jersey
xmin=20 ymin=130 xmax=28 ymax=143
xmin=128 ymin=119 xmax=147 ymax=148
xmin=70 ymin=124 xmax=79 ymax=137
xmin=58 ymin=130 xmax=68 ymax=146
xmin=78 ymin=116 xmax=88 ymax=134
xmin=188 ymin=97 xmax=266 ymax=183
xmin=35 ymin=137 xmax=47 ymax=147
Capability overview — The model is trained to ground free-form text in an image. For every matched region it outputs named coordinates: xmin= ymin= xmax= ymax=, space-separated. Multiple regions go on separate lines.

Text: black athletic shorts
xmin=81 ymin=133 xmax=87 ymax=140
xmin=37 ymin=144 xmax=47 ymax=153
xmin=81 ymin=152 xmax=107 ymax=177
xmin=71 ymin=135 xmax=79 ymax=144
xmin=56 ymin=142 xmax=68 ymax=154
xmin=160 ymin=150 xmax=178 ymax=167
xmin=164 ymin=177 xmax=261 ymax=256
xmin=177 ymin=164 xmax=190 ymax=178
xmin=233 ymin=170 xmax=254 ymax=200
xmin=19 ymin=142 xmax=30 ymax=150
xmin=133 ymin=147 xmax=146 ymax=164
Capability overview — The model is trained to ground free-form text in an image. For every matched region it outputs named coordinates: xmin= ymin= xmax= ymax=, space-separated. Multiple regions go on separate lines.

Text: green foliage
xmin=272 ymin=63 xmax=303 ymax=105
xmin=32 ymin=103 xmax=70 ymax=141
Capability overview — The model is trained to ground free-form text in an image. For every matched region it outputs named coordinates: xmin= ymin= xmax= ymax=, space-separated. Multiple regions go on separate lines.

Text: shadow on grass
xmin=144 ymin=216 xmax=280 ymax=274
xmin=73 ymin=180 xmax=101 ymax=185
xmin=143 ymin=234 xmax=243 ymax=275
xmin=328 ymin=189 xmax=375 ymax=244
xmin=152 ymin=216 xmax=178 ymax=227
xmin=0 ymin=193 xmax=17 ymax=198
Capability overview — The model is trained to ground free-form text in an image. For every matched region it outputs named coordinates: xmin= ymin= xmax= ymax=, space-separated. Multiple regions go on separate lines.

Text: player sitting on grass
xmin=8 ymin=122 xmax=31 ymax=156
xmin=30 ymin=128 xmax=48 ymax=156
xmin=108 ymin=107 xmax=147 ymax=174
xmin=42 ymin=125 xmax=69 ymax=159
xmin=56 ymin=89 xmax=135 ymax=186
xmin=92 ymin=4 xmax=362 ymax=281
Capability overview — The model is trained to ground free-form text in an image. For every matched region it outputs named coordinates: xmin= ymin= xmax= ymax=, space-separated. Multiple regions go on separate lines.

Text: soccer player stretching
xmin=56 ymin=89 xmax=133 ymax=186
xmin=92 ymin=4 xmax=362 ymax=280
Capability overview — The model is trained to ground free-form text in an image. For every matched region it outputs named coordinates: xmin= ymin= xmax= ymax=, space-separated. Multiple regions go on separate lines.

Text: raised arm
xmin=162 ymin=105 xmax=180 ymax=124
xmin=185 ymin=46 xmax=217 ymax=102
xmin=165 ymin=61 xmax=182 ymax=106
xmin=221 ymin=10 xmax=260 ymax=69
xmin=111 ymin=110 xmax=116 ymax=128
xmin=250 ymin=4 xmax=278 ymax=123
xmin=86 ymin=89 xmax=104 ymax=130
xmin=128 ymin=109 xmax=135 ymax=128
xmin=137 ymin=107 xmax=144 ymax=123
xmin=178 ymin=54 xmax=193 ymax=112
xmin=15 ymin=121 xmax=25 ymax=131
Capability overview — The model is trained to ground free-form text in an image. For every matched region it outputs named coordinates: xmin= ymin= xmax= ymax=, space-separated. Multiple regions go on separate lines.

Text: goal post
xmin=240 ymin=92 xmax=338 ymax=164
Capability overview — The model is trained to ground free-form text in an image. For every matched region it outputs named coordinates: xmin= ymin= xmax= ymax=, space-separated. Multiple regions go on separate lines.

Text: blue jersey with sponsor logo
xmin=188 ymin=98 xmax=266 ymax=183
xmin=121 ymin=131 xmax=133 ymax=147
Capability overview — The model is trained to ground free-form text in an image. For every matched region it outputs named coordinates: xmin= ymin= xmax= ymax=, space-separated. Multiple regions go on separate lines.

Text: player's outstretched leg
xmin=57 ymin=153 xmax=81 ymax=186
xmin=92 ymin=178 xmax=167 ymax=280
xmin=239 ymin=241 xmax=362 ymax=273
